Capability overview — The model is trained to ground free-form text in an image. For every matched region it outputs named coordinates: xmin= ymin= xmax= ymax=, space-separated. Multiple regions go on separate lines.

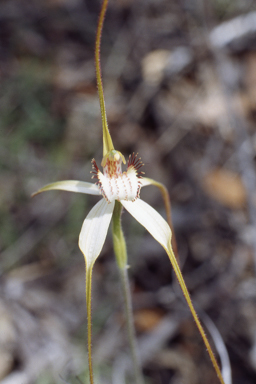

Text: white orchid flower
xmin=33 ymin=147 xmax=224 ymax=384
xmin=33 ymin=150 xmax=171 ymax=272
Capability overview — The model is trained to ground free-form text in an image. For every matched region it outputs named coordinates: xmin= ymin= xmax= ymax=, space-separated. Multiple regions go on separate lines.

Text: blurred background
xmin=1 ymin=0 xmax=256 ymax=383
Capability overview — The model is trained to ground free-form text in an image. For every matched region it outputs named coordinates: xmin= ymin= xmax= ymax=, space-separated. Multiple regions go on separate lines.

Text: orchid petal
xmin=121 ymin=198 xmax=171 ymax=250
xmin=122 ymin=198 xmax=225 ymax=384
xmin=140 ymin=177 xmax=152 ymax=187
xmin=140 ymin=178 xmax=171 ymax=224
xmin=140 ymin=177 xmax=171 ymax=225
xmin=32 ymin=180 xmax=100 ymax=197
xmin=79 ymin=198 xmax=114 ymax=268
xmin=140 ymin=177 xmax=175 ymax=253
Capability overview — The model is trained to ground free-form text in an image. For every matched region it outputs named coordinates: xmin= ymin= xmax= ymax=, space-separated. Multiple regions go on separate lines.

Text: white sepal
xmin=79 ymin=198 xmax=114 ymax=267
xmin=121 ymin=198 xmax=172 ymax=252
xmin=32 ymin=180 xmax=100 ymax=196
xmin=140 ymin=177 xmax=152 ymax=187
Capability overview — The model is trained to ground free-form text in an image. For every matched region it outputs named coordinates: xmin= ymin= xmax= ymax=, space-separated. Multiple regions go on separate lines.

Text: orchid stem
xmin=85 ymin=264 xmax=94 ymax=384
xmin=120 ymin=266 xmax=145 ymax=384
xmin=112 ymin=201 xmax=144 ymax=384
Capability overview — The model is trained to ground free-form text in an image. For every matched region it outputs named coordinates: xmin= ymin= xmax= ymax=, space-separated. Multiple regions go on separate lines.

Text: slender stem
xmin=120 ymin=266 xmax=144 ymax=384
xmin=85 ymin=264 xmax=94 ymax=384
xmin=95 ymin=0 xmax=114 ymax=156
xmin=112 ymin=201 xmax=144 ymax=384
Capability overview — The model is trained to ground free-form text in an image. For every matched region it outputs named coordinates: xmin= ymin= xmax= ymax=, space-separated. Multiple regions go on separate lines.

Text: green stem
xmin=85 ymin=264 xmax=94 ymax=384
xmin=112 ymin=201 xmax=144 ymax=384
xmin=120 ymin=266 xmax=144 ymax=384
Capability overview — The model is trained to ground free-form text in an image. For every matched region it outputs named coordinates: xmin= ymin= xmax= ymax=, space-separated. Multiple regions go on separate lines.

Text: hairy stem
xmin=112 ymin=201 xmax=144 ymax=384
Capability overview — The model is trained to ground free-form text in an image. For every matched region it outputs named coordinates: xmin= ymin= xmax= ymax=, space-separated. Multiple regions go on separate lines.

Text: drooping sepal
xmin=121 ymin=198 xmax=172 ymax=250
xmin=140 ymin=178 xmax=171 ymax=223
xmin=79 ymin=198 xmax=114 ymax=268
xmin=140 ymin=177 xmax=174 ymax=251
xmin=121 ymin=198 xmax=225 ymax=384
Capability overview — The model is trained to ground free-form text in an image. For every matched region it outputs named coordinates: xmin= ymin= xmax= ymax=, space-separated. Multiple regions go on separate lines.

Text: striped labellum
xmin=92 ymin=151 xmax=144 ymax=203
